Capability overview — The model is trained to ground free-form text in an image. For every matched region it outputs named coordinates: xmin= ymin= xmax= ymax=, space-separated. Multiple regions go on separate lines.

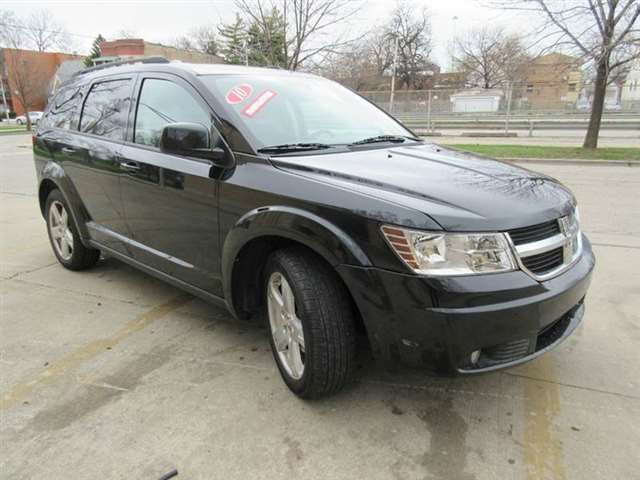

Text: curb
xmin=0 ymin=130 xmax=30 ymax=136
xmin=500 ymin=157 xmax=639 ymax=167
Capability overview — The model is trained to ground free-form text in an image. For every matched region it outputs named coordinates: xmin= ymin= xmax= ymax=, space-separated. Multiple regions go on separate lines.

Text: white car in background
xmin=15 ymin=111 xmax=43 ymax=125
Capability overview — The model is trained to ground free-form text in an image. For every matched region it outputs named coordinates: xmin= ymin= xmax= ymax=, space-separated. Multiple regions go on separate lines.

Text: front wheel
xmin=45 ymin=189 xmax=100 ymax=270
xmin=16 ymin=119 xmax=23 ymax=125
xmin=265 ymin=248 xmax=356 ymax=399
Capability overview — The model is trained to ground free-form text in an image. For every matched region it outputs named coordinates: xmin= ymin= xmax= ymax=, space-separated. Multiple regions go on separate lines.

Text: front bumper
xmin=338 ymin=235 xmax=595 ymax=375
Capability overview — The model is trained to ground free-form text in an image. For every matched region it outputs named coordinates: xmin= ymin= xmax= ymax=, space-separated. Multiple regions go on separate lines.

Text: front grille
xmin=508 ymin=219 xmax=560 ymax=245
xmin=521 ymin=247 xmax=564 ymax=275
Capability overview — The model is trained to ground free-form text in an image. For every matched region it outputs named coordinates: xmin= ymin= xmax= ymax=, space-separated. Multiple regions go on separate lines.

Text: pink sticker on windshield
xmin=225 ymin=84 xmax=253 ymax=104
xmin=242 ymin=90 xmax=277 ymax=117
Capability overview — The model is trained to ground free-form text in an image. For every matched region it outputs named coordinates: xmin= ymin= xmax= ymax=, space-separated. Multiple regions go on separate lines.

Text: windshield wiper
xmin=350 ymin=135 xmax=419 ymax=145
xmin=257 ymin=143 xmax=333 ymax=154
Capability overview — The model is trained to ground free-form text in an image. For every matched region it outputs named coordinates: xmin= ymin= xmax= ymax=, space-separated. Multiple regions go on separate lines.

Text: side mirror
xmin=160 ymin=122 xmax=233 ymax=167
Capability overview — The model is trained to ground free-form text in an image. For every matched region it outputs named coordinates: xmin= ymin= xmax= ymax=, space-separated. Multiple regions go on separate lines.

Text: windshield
xmin=200 ymin=74 xmax=413 ymax=149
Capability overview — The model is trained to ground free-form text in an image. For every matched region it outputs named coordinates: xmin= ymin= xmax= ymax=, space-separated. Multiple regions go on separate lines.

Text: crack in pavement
xmin=503 ymin=371 xmax=640 ymax=401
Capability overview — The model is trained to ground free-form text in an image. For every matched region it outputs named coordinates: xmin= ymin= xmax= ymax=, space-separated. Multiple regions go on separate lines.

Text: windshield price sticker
xmin=226 ymin=84 xmax=253 ymax=104
xmin=242 ymin=90 xmax=277 ymax=117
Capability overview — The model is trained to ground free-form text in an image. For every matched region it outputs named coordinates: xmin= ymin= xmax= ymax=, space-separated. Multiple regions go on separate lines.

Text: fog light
xmin=470 ymin=350 xmax=481 ymax=365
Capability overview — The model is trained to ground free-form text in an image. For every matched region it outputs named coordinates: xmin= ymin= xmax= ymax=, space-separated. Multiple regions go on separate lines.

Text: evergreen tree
xmin=84 ymin=34 xmax=105 ymax=67
xmin=246 ymin=8 xmax=286 ymax=68
xmin=218 ymin=14 xmax=247 ymax=65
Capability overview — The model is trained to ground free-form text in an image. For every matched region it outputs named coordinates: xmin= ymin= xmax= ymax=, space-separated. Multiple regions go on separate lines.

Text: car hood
xmin=271 ymin=143 xmax=575 ymax=231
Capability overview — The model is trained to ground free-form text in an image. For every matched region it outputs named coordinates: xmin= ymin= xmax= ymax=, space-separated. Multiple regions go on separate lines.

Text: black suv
xmin=33 ymin=59 xmax=595 ymax=398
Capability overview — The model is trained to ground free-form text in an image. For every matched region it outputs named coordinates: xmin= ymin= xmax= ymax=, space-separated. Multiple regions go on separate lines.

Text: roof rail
xmin=73 ymin=56 xmax=170 ymax=77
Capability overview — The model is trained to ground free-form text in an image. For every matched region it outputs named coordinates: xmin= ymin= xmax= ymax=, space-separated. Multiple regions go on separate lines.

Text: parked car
xmin=33 ymin=59 xmax=595 ymax=398
xmin=16 ymin=111 xmax=43 ymax=125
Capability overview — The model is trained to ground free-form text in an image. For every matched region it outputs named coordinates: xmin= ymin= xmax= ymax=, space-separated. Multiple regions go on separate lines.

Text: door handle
xmin=120 ymin=161 xmax=141 ymax=171
xmin=61 ymin=147 xmax=76 ymax=154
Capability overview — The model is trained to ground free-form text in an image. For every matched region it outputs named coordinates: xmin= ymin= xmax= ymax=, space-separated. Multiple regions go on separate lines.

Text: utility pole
xmin=389 ymin=34 xmax=399 ymax=113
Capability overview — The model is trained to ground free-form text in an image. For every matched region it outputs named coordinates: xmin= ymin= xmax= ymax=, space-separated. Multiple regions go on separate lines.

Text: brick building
xmin=0 ymin=48 xmax=80 ymax=115
xmin=95 ymin=38 xmax=223 ymax=65
xmin=518 ymin=53 xmax=583 ymax=110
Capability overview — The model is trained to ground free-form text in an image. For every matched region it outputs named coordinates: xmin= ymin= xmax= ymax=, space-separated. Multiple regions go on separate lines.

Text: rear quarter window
xmin=80 ymin=79 xmax=132 ymax=140
xmin=41 ymin=86 xmax=83 ymax=130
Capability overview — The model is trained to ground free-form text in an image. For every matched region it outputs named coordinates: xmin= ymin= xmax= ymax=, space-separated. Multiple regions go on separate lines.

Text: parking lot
xmin=1 ymin=132 xmax=639 ymax=480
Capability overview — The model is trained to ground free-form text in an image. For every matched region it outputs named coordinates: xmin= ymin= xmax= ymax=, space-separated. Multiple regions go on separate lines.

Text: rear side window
xmin=80 ymin=79 xmax=131 ymax=140
xmin=134 ymin=78 xmax=210 ymax=148
xmin=43 ymin=86 xmax=83 ymax=130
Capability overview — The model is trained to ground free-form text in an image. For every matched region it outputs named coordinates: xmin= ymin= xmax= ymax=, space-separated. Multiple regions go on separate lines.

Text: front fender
xmin=221 ymin=205 xmax=372 ymax=307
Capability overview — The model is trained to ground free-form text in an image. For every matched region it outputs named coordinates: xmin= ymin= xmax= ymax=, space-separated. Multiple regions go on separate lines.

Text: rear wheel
xmin=45 ymin=189 xmax=100 ymax=270
xmin=265 ymin=248 xmax=356 ymax=398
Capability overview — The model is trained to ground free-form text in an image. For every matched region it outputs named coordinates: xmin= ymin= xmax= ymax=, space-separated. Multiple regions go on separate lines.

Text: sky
xmin=3 ymin=0 xmax=525 ymax=71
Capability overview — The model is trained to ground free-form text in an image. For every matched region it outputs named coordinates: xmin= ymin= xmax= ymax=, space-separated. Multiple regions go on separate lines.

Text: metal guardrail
xmin=395 ymin=114 xmax=640 ymax=134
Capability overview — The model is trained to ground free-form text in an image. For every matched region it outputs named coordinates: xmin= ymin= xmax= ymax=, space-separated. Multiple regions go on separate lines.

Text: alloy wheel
xmin=267 ymin=271 xmax=306 ymax=379
xmin=48 ymin=200 xmax=74 ymax=261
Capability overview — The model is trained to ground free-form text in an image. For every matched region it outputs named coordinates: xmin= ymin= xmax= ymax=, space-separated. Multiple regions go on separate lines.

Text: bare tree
xmin=311 ymin=43 xmax=376 ymax=89
xmin=1 ymin=25 xmax=49 ymax=130
xmin=495 ymin=0 xmax=640 ymax=148
xmin=234 ymin=0 xmax=361 ymax=70
xmin=115 ymin=29 xmax=138 ymax=39
xmin=455 ymin=27 xmax=530 ymax=89
xmin=24 ymin=9 xmax=70 ymax=52
xmin=173 ymin=25 xmax=219 ymax=55
xmin=0 ymin=8 xmax=71 ymax=52
xmin=369 ymin=29 xmax=395 ymax=77
xmin=387 ymin=2 xmax=434 ymax=89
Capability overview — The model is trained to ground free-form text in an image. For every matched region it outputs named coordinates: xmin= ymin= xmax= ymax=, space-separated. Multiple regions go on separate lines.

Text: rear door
xmin=118 ymin=74 xmax=221 ymax=295
xmin=62 ymin=75 xmax=135 ymax=254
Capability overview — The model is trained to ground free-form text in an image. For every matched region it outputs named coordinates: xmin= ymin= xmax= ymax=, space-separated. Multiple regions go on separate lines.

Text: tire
xmin=16 ymin=119 xmax=23 ymax=125
xmin=45 ymin=189 xmax=100 ymax=270
xmin=265 ymin=247 xmax=356 ymax=399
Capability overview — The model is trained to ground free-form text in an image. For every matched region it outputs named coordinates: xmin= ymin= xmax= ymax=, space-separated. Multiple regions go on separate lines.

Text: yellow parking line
xmin=0 ymin=294 xmax=192 ymax=411
xmin=523 ymin=356 xmax=566 ymax=480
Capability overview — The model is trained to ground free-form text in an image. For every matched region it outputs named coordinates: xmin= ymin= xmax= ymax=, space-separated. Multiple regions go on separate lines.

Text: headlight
xmin=381 ymin=225 xmax=516 ymax=276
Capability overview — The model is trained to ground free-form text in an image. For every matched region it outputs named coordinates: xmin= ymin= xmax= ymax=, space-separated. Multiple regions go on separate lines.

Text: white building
xmin=450 ymin=89 xmax=503 ymax=113
xmin=621 ymin=60 xmax=640 ymax=107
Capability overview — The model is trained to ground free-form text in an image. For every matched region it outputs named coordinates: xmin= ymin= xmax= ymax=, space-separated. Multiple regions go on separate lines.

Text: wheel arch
xmin=37 ymin=166 xmax=92 ymax=243
xmin=223 ymin=206 xmax=371 ymax=331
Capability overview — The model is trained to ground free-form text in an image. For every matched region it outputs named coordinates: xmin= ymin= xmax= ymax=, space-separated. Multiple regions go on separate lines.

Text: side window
xmin=44 ymin=86 xmax=83 ymax=130
xmin=80 ymin=79 xmax=131 ymax=140
xmin=134 ymin=78 xmax=210 ymax=148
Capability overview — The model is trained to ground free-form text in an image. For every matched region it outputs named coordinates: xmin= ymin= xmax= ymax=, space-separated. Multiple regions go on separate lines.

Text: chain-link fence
xmin=359 ymin=87 xmax=640 ymax=136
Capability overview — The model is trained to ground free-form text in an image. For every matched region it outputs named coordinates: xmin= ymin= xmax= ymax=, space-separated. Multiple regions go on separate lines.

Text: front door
xmin=118 ymin=75 xmax=222 ymax=295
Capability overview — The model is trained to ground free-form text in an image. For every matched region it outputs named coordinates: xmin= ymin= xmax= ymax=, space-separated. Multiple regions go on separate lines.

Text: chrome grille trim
xmin=507 ymin=212 xmax=582 ymax=281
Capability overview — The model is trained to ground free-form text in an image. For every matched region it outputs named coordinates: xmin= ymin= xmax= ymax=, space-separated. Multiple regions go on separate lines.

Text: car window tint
xmin=44 ymin=86 xmax=83 ymax=130
xmin=134 ymin=78 xmax=210 ymax=148
xmin=80 ymin=79 xmax=131 ymax=140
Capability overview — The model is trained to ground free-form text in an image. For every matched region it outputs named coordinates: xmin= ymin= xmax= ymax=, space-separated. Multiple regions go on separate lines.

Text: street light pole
xmin=389 ymin=34 xmax=399 ymax=113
